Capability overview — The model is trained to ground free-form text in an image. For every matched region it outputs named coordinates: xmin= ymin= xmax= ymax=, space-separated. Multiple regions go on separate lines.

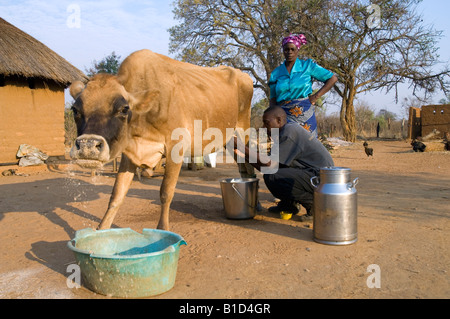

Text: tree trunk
xmin=340 ymin=85 xmax=357 ymax=142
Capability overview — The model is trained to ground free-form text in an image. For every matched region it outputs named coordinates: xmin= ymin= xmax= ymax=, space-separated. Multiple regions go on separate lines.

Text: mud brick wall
xmin=421 ymin=105 xmax=450 ymax=139
xmin=408 ymin=107 xmax=421 ymax=140
xmin=0 ymin=77 xmax=65 ymax=163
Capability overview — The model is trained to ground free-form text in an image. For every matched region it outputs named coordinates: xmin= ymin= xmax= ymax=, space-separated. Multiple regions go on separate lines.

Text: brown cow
xmin=69 ymin=50 xmax=253 ymax=230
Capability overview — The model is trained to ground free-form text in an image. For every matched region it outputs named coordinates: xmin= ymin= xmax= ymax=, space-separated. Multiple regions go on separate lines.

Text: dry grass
xmin=0 ymin=18 xmax=87 ymax=86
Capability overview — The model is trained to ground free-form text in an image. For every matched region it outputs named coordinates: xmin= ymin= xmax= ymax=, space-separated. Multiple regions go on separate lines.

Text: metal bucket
xmin=310 ymin=167 xmax=359 ymax=245
xmin=220 ymin=178 xmax=259 ymax=219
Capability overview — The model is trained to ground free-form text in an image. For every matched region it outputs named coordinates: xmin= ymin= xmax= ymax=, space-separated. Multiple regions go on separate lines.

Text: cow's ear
xmin=70 ymin=81 xmax=86 ymax=99
xmin=128 ymin=90 xmax=161 ymax=114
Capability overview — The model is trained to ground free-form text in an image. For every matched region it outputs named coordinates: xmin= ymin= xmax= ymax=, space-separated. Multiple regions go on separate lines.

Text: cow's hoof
xmin=157 ymin=223 xmax=169 ymax=231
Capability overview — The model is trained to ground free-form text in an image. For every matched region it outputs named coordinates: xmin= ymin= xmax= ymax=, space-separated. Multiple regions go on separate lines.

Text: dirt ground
xmin=0 ymin=139 xmax=449 ymax=299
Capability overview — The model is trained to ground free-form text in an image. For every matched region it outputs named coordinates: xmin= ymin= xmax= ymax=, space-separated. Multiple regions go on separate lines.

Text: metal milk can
xmin=310 ymin=167 xmax=359 ymax=245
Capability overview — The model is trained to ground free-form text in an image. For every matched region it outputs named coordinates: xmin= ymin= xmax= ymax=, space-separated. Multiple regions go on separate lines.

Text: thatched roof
xmin=0 ymin=17 xmax=87 ymax=87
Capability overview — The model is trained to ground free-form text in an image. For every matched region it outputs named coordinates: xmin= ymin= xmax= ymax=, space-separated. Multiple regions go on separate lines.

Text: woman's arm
xmin=309 ymin=74 xmax=338 ymax=105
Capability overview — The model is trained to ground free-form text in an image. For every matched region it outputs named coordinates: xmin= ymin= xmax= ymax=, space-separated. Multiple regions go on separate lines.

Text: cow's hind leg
xmin=98 ymin=154 xmax=136 ymax=229
xmin=226 ymin=129 xmax=256 ymax=178
xmin=157 ymin=158 xmax=183 ymax=230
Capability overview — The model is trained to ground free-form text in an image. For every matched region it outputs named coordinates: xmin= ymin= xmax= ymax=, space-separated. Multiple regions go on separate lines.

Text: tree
xmin=439 ymin=95 xmax=450 ymax=104
xmin=169 ymin=0 xmax=450 ymax=141
xmin=355 ymin=101 xmax=376 ymax=134
xmin=85 ymin=51 xmax=122 ymax=77
xmin=251 ymin=98 xmax=269 ymax=129
xmin=305 ymin=0 xmax=450 ymax=141
xmin=169 ymin=0 xmax=326 ymax=96
xmin=401 ymin=95 xmax=432 ymax=119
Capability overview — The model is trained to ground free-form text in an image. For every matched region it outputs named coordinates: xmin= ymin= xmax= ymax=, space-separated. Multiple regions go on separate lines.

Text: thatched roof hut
xmin=0 ymin=17 xmax=87 ymax=164
xmin=0 ymin=17 xmax=86 ymax=86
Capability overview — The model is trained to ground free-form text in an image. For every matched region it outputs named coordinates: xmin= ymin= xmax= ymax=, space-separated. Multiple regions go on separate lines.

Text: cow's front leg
xmin=157 ymin=158 xmax=183 ymax=230
xmin=98 ymin=154 xmax=136 ymax=230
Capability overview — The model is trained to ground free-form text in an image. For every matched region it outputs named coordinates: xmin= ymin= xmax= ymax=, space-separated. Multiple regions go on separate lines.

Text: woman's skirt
xmin=280 ymin=98 xmax=318 ymax=138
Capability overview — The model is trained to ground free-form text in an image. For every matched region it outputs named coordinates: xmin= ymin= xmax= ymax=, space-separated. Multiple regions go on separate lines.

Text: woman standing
xmin=269 ymin=34 xmax=338 ymax=138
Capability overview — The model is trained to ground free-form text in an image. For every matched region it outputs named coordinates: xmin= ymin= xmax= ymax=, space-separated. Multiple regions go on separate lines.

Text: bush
xmin=64 ymin=108 xmax=77 ymax=147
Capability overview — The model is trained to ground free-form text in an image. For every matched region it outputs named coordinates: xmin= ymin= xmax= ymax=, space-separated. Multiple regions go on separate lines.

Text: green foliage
xmin=252 ymin=98 xmax=269 ymax=111
xmin=439 ymin=95 xmax=450 ymax=104
xmin=64 ymin=108 xmax=77 ymax=147
xmin=251 ymin=98 xmax=269 ymax=129
xmin=354 ymin=102 xmax=375 ymax=133
xmin=85 ymin=51 xmax=122 ymax=77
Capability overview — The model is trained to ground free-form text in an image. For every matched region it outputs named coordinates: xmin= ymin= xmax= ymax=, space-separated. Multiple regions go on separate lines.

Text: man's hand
xmin=233 ymin=135 xmax=246 ymax=158
xmin=234 ymin=147 xmax=245 ymax=158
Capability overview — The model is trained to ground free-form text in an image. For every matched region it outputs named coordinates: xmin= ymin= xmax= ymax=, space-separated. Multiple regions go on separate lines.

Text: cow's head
xmin=69 ymin=74 xmax=132 ymax=168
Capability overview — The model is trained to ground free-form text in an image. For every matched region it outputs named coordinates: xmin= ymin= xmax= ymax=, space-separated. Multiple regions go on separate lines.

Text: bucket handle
xmin=310 ymin=176 xmax=320 ymax=189
xmin=232 ymin=183 xmax=256 ymax=209
xmin=347 ymin=177 xmax=359 ymax=190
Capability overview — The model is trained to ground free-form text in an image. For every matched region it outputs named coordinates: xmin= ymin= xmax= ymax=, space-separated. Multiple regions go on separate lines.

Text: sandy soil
xmin=0 ymin=139 xmax=449 ymax=299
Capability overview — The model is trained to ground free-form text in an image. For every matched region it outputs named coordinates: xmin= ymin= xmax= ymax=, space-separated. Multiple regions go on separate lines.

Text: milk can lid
xmin=319 ymin=167 xmax=351 ymax=174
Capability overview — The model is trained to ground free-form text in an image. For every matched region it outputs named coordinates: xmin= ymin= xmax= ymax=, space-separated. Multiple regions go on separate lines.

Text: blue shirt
xmin=269 ymin=58 xmax=334 ymax=103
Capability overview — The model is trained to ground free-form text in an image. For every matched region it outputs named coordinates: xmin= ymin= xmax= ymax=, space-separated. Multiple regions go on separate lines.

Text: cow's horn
xmin=70 ymin=81 xmax=86 ymax=99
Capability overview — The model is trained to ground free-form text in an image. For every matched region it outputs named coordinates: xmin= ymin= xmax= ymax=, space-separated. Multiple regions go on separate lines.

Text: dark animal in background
xmin=411 ymin=140 xmax=426 ymax=152
xmin=363 ymin=141 xmax=373 ymax=157
xmin=445 ymin=133 xmax=450 ymax=151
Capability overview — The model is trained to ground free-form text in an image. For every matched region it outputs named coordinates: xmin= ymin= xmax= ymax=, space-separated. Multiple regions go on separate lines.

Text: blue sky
xmin=1 ymin=0 xmax=449 ymax=116
xmin=0 ymin=0 xmax=175 ymax=66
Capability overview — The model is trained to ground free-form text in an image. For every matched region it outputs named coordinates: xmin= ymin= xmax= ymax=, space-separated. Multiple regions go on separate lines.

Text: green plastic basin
xmin=67 ymin=228 xmax=187 ymax=298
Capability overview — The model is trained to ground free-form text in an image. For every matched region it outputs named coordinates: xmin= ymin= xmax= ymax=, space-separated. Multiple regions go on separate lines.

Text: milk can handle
xmin=310 ymin=176 xmax=320 ymax=188
xmin=347 ymin=177 xmax=359 ymax=190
